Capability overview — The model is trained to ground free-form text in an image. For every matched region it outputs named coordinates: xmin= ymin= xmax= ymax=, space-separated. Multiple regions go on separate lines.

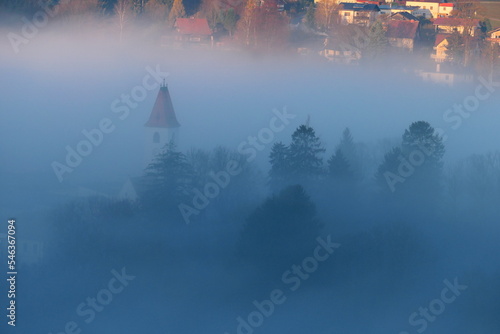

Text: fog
xmin=1 ymin=11 xmax=500 ymax=334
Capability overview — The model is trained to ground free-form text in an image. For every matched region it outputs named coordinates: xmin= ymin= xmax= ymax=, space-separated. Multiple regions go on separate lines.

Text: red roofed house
xmin=174 ymin=17 xmax=213 ymax=44
xmin=144 ymin=83 xmax=180 ymax=166
xmin=431 ymin=33 xmax=481 ymax=62
xmin=433 ymin=17 xmax=481 ymax=36
xmin=437 ymin=2 xmax=454 ymax=17
xmin=386 ymin=20 xmax=420 ymax=51
xmin=431 ymin=33 xmax=450 ymax=62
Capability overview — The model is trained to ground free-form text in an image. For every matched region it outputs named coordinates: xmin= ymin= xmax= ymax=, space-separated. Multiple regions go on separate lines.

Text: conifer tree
xmin=269 ymin=142 xmax=291 ymax=192
xmin=289 ymin=125 xmax=325 ymax=180
xmin=168 ymin=0 xmax=186 ymax=25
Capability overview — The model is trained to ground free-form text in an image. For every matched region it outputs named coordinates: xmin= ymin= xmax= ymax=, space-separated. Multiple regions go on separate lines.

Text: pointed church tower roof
xmin=145 ymin=83 xmax=180 ymax=128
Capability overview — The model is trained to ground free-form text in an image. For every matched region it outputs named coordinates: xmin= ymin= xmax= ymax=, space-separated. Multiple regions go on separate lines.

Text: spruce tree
xmin=269 ymin=142 xmax=291 ymax=192
xmin=289 ymin=125 xmax=325 ymax=180
xmin=328 ymin=148 xmax=353 ymax=181
xmin=143 ymin=141 xmax=193 ymax=212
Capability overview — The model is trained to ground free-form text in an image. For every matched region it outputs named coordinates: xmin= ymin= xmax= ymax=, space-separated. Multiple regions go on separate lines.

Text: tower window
xmin=153 ymin=132 xmax=160 ymax=143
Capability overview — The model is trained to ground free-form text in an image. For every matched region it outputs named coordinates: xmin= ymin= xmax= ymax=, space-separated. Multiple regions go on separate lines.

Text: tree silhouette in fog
xmin=142 ymin=141 xmax=194 ymax=213
xmin=376 ymin=121 xmax=445 ymax=212
xmin=328 ymin=148 xmax=354 ymax=181
xmin=336 ymin=127 xmax=362 ymax=178
xmin=268 ymin=141 xmax=291 ymax=192
xmin=289 ymin=125 xmax=325 ymax=181
xmin=376 ymin=146 xmax=403 ymax=191
xmin=402 ymin=121 xmax=445 ymax=198
xmin=238 ymin=185 xmax=323 ymax=272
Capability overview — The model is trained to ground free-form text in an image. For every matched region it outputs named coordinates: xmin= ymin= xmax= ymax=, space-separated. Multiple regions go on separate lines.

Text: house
xmin=385 ymin=20 xmax=420 ymax=51
xmin=258 ymin=0 xmax=286 ymax=11
xmin=378 ymin=5 xmax=420 ymax=16
xmin=488 ymin=27 xmax=500 ymax=44
xmin=417 ymin=68 xmax=474 ymax=85
xmin=438 ymin=2 xmax=454 ymax=17
xmin=174 ymin=18 xmax=213 ymax=44
xmin=433 ymin=17 xmax=480 ymax=36
xmin=386 ymin=11 xmax=419 ymax=21
xmin=406 ymin=0 xmax=441 ymax=18
xmin=320 ymin=36 xmax=361 ymax=63
xmin=431 ymin=33 xmax=482 ymax=62
xmin=431 ymin=33 xmax=450 ymax=62
xmin=338 ymin=3 xmax=380 ymax=26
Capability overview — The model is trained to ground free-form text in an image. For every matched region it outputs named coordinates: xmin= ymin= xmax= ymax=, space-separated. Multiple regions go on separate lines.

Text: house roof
xmin=386 ymin=20 xmax=419 ymax=39
xmin=433 ymin=17 xmax=480 ymax=27
xmin=356 ymin=0 xmax=380 ymax=5
xmin=406 ymin=0 xmax=442 ymax=3
xmin=145 ymin=85 xmax=180 ymax=128
xmin=175 ymin=18 xmax=212 ymax=36
xmin=339 ymin=3 xmax=380 ymax=11
xmin=439 ymin=3 xmax=454 ymax=7
xmin=434 ymin=33 xmax=450 ymax=46
xmin=388 ymin=11 xmax=419 ymax=21
xmin=489 ymin=27 xmax=500 ymax=35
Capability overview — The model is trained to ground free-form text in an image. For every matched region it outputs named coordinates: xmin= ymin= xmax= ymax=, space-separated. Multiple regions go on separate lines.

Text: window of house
xmin=345 ymin=12 xmax=351 ymax=16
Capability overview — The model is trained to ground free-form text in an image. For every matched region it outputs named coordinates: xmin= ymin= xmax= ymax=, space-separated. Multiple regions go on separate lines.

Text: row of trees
xmin=135 ymin=120 xmax=448 ymax=228
xmin=49 ymin=119 xmax=500 ymax=277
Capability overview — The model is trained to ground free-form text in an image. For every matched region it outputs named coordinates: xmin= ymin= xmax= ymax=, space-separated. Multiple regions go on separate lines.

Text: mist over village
xmin=1 ymin=0 xmax=500 ymax=333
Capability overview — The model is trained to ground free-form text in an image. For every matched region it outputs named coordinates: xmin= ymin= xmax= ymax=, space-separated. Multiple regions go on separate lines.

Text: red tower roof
xmin=145 ymin=85 xmax=180 ymax=128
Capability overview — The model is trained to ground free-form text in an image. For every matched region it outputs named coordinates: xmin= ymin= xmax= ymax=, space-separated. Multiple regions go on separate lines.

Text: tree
xmin=315 ymin=0 xmax=337 ymax=31
xmin=451 ymin=0 xmax=484 ymax=67
xmin=236 ymin=0 xmax=288 ymax=50
xmin=445 ymin=31 xmax=465 ymax=67
xmin=253 ymin=0 xmax=289 ymax=51
xmin=142 ymin=142 xmax=194 ymax=213
xmin=237 ymin=0 xmax=257 ymax=46
xmin=375 ymin=121 xmax=445 ymax=209
xmin=199 ymin=0 xmax=222 ymax=29
xmin=114 ymin=0 xmax=134 ymax=43
xmin=375 ymin=146 xmax=403 ymax=194
xmin=54 ymin=0 xmax=104 ymax=22
xmin=477 ymin=40 xmax=500 ymax=76
xmin=132 ymin=0 xmax=147 ymax=14
xmin=328 ymin=148 xmax=353 ymax=181
xmin=144 ymin=0 xmax=171 ymax=22
xmin=305 ymin=4 xmax=316 ymax=30
xmin=168 ymin=0 xmax=186 ymax=25
xmin=401 ymin=121 xmax=445 ymax=207
xmin=238 ymin=185 xmax=323 ymax=271
xmin=481 ymin=18 xmax=492 ymax=34
xmin=288 ymin=125 xmax=325 ymax=180
xmin=337 ymin=128 xmax=355 ymax=162
xmin=268 ymin=141 xmax=291 ymax=192
xmin=220 ymin=8 xmax=238 ymax=35
xmin=0 ymin=0 xmax=42 ymax=13
xmin=451 ymin=0 xmax=483 ymax=22
xmin=363 ymin=20 xmax=388 ymax=61
xmin=401 ymin=121 xmax=444 ymax=167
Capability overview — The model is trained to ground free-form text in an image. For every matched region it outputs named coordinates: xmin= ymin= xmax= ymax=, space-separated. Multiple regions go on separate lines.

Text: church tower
xmin=144 ymin=83 xmax=180 ymax=167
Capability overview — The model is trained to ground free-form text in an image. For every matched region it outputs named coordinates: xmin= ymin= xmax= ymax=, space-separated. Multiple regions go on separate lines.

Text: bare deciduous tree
xmin=115 ymin=0 xmax=134 ymax=43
